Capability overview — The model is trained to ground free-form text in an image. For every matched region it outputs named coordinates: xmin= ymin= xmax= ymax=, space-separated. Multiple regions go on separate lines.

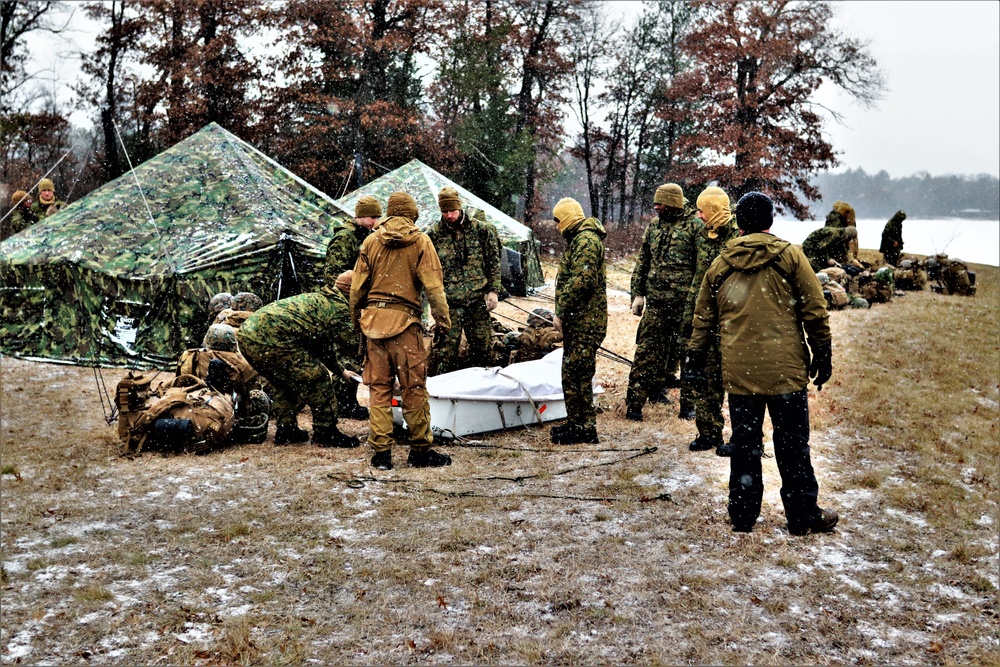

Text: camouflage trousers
xmin=239 ymin=339 xmax=339 ymax=431
xmin=626 ymin=300 xmax=684 ymax=407
xmin=682 ymin=340 xmax=724 ymax=443
xmin=562 ymin=327 xmax=604 ymax=430
xmin=432 ymin=297 xmax=492 ymax=374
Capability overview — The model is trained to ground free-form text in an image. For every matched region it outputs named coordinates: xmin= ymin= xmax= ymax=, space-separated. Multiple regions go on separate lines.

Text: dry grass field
xmin=1 ymin=256 xmax=997 ymax=665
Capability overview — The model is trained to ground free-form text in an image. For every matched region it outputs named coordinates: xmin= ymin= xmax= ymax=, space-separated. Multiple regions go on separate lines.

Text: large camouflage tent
xmin=337 ymin=159 xmax=545 ymax=294
xmin=0 ymin=123 xmax=351 ymax=369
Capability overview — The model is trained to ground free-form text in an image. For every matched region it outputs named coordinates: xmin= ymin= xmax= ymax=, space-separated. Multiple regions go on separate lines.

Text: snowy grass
xmin=1 ymin=259 xmax=997 ymax=664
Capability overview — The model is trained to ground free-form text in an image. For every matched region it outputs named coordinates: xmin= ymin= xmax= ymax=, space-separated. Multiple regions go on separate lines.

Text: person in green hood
xmin=686 ymin=192 xmax=839 ymax=537
xmin=550 ymin=197 xmax=607 ymax=445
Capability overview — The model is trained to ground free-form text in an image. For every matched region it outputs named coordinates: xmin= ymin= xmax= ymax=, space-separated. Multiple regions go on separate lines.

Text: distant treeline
xmin=810 ymin=169 xmax=999 ymax=220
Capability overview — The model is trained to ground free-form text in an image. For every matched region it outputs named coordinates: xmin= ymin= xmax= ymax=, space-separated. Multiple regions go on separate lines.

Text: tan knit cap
xmin=335 ymin=270 xmax=354 ymax=295
xmin=553 ymin=198 xmax=586 ymax=235
xmin=438 ymin=187 xmax=462 ymax=212
xmin=653 ymin=183 xmax=685 ymax=209
xmin=355 ymin=195 xmax=382 ymax=219
xmin=386 ymin=191 xmax=419 ymax=220
xmin=11 ymin=190 xmax=29 ymax=207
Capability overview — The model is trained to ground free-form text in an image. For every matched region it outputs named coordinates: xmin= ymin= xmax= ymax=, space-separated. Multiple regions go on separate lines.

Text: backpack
xmin=823 ymin=281 xmax=851 ymax=309
xmin=116 ymin=373 xmax=235 ymax=455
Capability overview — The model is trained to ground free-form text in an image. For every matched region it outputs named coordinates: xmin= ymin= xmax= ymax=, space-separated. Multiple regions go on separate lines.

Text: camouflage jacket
xmin=31 ymin=199 xmax=66 ymax=219
xmin=556 ymin=217 xmax=607 ymax=336
xmin=682 ymin=216 xmax=740 ymax=329
xmin=1 ymin=208 xmax=39 ymax=241
xmin=802 ymin=227 xmax=850 ymax=273
xmin=426 ymin=208 xmax=501 ymax=305
xmin=238 ymin=286 xmax=353 ymax=374
xmin=324 ymin=219 xmax=370 ymax=281
xmin=630 ymin=207 xmax=698 ymax=305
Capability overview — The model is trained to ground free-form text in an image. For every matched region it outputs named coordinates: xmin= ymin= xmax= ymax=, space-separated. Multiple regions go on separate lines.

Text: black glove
xmin=681 ymin=349 xmax=708 ymax=386
xmin=808 ymin=342 xmax=832 ymax=390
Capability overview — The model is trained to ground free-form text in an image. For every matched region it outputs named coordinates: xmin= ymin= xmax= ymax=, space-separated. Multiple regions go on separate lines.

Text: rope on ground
xmin=323 ymin=447 xmax=673 ymax=503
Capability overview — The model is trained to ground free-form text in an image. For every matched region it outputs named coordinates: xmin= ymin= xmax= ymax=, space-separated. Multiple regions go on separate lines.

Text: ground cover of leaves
xmin=1 ymin=261 xmax=997 ymax=665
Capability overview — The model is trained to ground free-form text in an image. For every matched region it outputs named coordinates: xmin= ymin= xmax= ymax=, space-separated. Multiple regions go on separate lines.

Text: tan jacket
xmin=350 ymin=216 xmax=451 ymax=340
xmin=689 ymin=233 xmax=830 ymax=395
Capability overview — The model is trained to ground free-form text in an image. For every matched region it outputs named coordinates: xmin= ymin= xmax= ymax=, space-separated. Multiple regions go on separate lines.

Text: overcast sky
xmin=27 ymin=0 xmax=1000 ymax=179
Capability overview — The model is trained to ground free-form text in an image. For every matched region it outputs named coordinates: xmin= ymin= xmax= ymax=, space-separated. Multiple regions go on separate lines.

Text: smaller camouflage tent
xmin=337 ymin=159 xmax=544 ymax=293
xmin=0 ymin=123 xmax=351 ymax=368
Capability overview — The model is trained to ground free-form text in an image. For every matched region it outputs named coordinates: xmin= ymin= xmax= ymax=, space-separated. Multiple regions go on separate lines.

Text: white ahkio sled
xmin=390 ymin=349 xmax=603 ymax=440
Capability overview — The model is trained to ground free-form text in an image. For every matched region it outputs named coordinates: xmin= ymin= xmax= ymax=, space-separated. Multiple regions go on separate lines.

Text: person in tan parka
xmin=350 ymin=191 xmax=452 ymax=470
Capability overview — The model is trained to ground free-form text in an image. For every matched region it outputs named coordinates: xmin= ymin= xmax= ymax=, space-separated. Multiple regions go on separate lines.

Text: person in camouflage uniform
xmin=879 ymin=210 xmax=906 ymax=266
xmin=31 ymin=178 xmax=66 ymax=219
xmin=426 ymin=187 xmax=502 ymax=374
xmin=826 ymin=200 xmax=858 ymax=260
xmin=237 ymin=279 xmax=361 ymax=448
xmin=626 ymin=183 xmax=697 ymax=421
xmin=550 ymin=197 xmax=607 ymax=445
xmin=331 ymin=269 xmax=368 ymax=420
xmin=325 ymin=195 xmax=381 ymax=281
xmin=801 ymin=225 xmax=857 ymax=273
xmin=2 ymin=190 xmax=38 ymax=241
xmin=681 ymin=186 xmax=739 ymax=455
xmin=181 ymin=323 xmax=271 ymax=444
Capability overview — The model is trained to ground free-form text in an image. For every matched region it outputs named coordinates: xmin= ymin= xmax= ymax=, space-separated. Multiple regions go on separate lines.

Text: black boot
xmin=408 ymin=448 xmax=452 ymax=467
xmin=552 ymin=424 xmax=600 ymax=445
xmin=648 ymin=389 xmax=673 ymax=405
xmin=550 ymin=422 xmax=571 ymax=442
xmin=274 ymin=424 xmax=309 ymax=445
xmin=688 ymin=437 xmax=719 ymax=452
xmin=313 ymin=425 xmax=360 ymax=448
xmin=371 ymin=450 xmax=392 ymax=470
xmin=625 ymin=405 xmax=643 ymax=422
xmin=678 ymin=406 xmax=696 ymax=420
xmin=715 ymin=441 xmax=735 ymax=457
xmin=789 ymin=508 xmax=839 ymax=536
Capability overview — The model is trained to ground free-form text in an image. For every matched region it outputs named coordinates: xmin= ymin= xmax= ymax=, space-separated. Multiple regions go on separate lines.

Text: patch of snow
xmin=174 ymin=622 xmax=214 ymax=644
xmin=837 ymin=574 xmax=867 ymax=592
xmin=885 ymin=507 xmax=929 ymax=528
xmin=932 ymin=612 xmax=966 ymax=625
xmin=174 ymin=487 xmax=195 ymax=501
xmin=929 ymin=583 xmax=972 ymax=600
xmin=931 ymin=549 xmax=949 ymax=558
xmin=222 ymin=604 xmax=254 ymax=617
xmin=976 ymin=514 xmax=994 ymax=526
xmin=77 ymin=611 xmax=103 ymax=624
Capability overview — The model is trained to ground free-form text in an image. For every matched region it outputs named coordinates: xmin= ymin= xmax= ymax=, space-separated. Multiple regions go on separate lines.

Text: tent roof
xmin=337 ymin=159 xmax=532 ymax=243
xmin=1 ymin=123 xmax=351 ymax=277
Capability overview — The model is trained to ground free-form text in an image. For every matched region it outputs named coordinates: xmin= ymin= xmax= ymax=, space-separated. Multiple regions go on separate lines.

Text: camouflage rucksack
xmin=116 ymin=373 xmax=236 ymax=455
xmin=934 ymin=257 xmax=976 ymax=296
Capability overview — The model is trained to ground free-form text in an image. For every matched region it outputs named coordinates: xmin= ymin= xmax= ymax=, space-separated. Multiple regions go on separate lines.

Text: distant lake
xmin=772 ymin=218 xmax=1000 ymax=267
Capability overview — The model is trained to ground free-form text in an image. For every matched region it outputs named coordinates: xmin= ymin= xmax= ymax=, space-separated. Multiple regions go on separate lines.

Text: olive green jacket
xmin=689 ymin=233 xmax=831 ymax=395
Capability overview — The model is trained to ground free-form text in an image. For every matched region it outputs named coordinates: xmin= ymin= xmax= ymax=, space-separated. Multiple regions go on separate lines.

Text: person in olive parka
xmin=550 ymin=197 xmax=607 ymax=445
xmin=687 ymin=191 xmax=839 ymax=536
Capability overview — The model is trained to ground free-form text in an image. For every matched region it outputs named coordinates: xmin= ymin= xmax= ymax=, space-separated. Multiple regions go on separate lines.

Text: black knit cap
xmin=735 ymin=191 xmax=774 ymax=233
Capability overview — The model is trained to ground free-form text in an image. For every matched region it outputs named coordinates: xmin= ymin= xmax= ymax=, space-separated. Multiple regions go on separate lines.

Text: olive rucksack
xmin=116 ymin=373 xmax=235 ymax=455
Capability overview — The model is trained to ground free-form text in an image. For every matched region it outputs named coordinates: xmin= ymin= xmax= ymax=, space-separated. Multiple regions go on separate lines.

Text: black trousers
xmin=728 ymin=389 xmax=821 ymax=533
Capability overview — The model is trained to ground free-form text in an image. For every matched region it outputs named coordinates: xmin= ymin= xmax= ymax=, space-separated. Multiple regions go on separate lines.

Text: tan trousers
xmin=363 ymin=324 xmax=432 ymax=452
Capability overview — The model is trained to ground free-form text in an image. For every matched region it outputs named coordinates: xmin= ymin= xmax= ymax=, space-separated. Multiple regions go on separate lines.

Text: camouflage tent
xmin=337 ymin=159 xmax=544 ymax=293
xmin=0 ymin=123 xmax=351 ymax=369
